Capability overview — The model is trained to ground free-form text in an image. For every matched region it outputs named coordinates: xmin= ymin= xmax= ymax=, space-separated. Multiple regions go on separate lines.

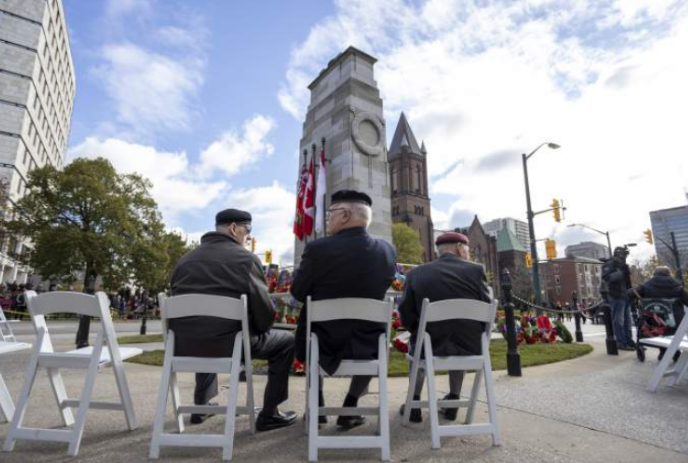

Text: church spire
xmin=421 ymin=141 xmax=427 ymax=155
xmin=388 ymin=112 xmax=422 ymax=158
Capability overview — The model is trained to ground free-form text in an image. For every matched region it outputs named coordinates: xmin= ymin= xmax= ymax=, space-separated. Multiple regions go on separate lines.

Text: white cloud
xmin=197 ymin=115 xmax=276 ymax=178
xmin=68 ymin=112 xmax=277 ymax=229
xmin=93 ymin=42 xmax=203 ymax=136
xmin=224 ymin=182 xmax=297 ymax=266
xmin=68 ymin=137 xmax=227 ymax=224
xmin=105 ymin=0 xmax=151 ymax=17
xmin=279 ymin=0 xmax=688 ymax=263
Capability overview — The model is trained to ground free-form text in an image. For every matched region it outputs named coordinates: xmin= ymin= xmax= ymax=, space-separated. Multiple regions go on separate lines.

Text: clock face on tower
xmin=351 ymin=111 xmax=385 ymax=157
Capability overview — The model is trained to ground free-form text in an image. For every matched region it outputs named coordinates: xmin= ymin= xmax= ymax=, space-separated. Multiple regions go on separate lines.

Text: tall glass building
xmin=650 ymin=205 xmax=688 ymax=274
xmin=0 ymin=0 xmax=75 ymax=283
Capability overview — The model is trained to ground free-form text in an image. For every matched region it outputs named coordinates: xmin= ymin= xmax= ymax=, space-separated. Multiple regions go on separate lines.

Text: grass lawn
xmin=118 ymin=334 xmax=164 ymax=344
xmin=121 ymin=334 xmax=593 ymax=375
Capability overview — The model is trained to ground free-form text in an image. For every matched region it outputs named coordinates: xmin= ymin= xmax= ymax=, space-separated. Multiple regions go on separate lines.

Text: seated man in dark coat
xmin=291 ymin=190 xmax=397 ymax=430
xmin=169 ymin=208 xmax=297 ymax=431
xmin=398 ymin=232 xmax=491 ymax=423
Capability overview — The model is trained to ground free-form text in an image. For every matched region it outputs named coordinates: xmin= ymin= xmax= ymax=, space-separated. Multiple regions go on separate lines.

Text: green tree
xmin=392 ymin=223 xmax=424 ymax=264
xmin=7 ymin=157 xmax=164 ymax=292
xmin=131 ymin=230 xmax=194 ymax=293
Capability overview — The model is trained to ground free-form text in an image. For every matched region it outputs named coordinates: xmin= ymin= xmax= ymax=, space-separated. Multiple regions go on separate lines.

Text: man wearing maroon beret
xmin=398 ymin=231 xmax=491 ymax=423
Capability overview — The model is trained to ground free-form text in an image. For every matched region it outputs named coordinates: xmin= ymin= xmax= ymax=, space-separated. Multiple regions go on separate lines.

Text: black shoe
xmin=439 ymin=393 xmax=459 ymax=421
xmin=399 ymin=404 xmax=422 ymax=423
xmin=627 ymin=341 xmax=637 ymax=348
xmin=618 ymin=344 xmax=635 ymax=351
xmin=190 ymin=402 xmax=217 ymax=425
xmin=256 ymin=410 xmax=298 ymax=432
xmin=336 ymin=414 xmax=365 ymax=430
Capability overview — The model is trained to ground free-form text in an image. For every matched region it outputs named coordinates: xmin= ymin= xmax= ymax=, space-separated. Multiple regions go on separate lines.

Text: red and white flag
xmin=302 ymin=156 xmax=315 ymax=237
xmin=293 ymin=162 xmax=307 ymax=241
xmin=315 ymin=147 xmax=327 ymax=235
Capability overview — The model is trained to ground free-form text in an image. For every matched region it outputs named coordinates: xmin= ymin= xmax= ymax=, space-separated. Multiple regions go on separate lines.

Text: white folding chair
xmin=2 ymin=291 xmax=140 ymax=456
xmin=0 ymin=305 xmax=16 ymax=342
xmin=149 ymin=293 xmax=255 ymax=461
xmin=0 ymin=304 xmax=32 ymax=423
xmin=0 ymin=340 xmax=32 ymax=423
xmin=402 ymin=297 xmax=501 ymax=449
xmin=305 ymin=297 xmax=394 ymax=462
xmin=643 ymin=306 xmax=688 ymax=392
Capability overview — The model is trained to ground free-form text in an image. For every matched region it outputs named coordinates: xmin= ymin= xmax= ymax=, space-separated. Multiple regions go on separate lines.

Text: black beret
xmin=215 ymin=208 xmax=252 ymax=226
xmin=436 ymin=232 xmax=469 ymax=246
xmin=331 ymin=189 xmax=373 ymax=206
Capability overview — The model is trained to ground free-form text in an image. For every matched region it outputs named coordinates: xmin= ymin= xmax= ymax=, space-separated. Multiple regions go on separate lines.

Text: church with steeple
xmin=388 ymin=113 xmax=435 ymax=262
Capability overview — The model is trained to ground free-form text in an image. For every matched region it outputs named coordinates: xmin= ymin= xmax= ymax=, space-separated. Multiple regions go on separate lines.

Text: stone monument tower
xmin=294 ymin=47 xmax=392 ymax=264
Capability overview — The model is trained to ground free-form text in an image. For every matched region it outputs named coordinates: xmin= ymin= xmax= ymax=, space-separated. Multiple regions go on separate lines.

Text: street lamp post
xmin=568 ymin=223 xmax=613 ymax=258
xmin=522 ymin=142 xmax=560 ymax=306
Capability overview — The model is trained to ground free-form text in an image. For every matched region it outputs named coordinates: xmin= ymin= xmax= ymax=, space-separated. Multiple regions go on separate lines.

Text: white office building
xmin=0 ymin=0 xmax=75 ymax=284
xmin=483 ymin=217 xmax=531 ymax=251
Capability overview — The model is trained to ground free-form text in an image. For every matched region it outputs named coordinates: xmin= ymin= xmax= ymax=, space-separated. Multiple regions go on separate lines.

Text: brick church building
xmin=388 ymin=113 xmax=435 ymax=262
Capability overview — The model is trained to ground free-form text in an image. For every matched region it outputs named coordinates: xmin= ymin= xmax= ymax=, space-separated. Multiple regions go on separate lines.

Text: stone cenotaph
xmin=294 ymin=47 xmax=393 ymax=265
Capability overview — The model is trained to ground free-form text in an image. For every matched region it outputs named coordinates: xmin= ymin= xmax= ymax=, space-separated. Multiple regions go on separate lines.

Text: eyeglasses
xmin=325 ymin=207 xmax=348 ymax=219
xmin=237 ymin=222 xmax=252 ymax=234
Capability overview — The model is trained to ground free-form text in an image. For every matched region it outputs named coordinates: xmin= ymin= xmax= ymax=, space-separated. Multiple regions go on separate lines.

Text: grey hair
xmin=215 ymin=224 xmax=230 ymax=234
xmin=437 ymin=242 xmax=469 ymax=257
xmin=654 ymin=266 xmax=672 ymax=277
xmin=340 ymin=202 xmax=372 ymax=227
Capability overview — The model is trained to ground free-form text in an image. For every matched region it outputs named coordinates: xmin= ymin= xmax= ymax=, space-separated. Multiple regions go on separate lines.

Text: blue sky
xmin=63 ymin=0 xmax=688 ymax=265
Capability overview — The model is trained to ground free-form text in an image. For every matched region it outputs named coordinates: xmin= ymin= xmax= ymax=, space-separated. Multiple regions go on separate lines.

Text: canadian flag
xmin=302 ymin=156 xmax=315 ymax=236
xmin=315 ymin=147 xmax=327 ymax=235
xmin=293 ymin=162 xmax=307 ymax=240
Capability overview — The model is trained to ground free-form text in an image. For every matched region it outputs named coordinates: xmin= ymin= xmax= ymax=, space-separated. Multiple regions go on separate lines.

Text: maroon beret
xmin=436 ymin=232 xmax=469 ymax=246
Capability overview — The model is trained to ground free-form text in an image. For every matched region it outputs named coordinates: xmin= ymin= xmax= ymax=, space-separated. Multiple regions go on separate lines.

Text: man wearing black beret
xmin=291 ymin=189 xmax=397 ymax=430
xmin=398 ymin=231 xmax=491 ymax=423
xmin=169 ymin=208 xmax=297 ymax=431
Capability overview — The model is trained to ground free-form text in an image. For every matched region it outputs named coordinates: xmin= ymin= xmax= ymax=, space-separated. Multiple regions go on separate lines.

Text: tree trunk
xmin=75 ymin=264 xmax=95 ymax=348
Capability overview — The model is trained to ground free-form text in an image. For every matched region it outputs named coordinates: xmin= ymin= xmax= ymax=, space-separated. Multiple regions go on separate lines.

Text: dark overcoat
xmin=168 ymin=232 xmax=275 ymax=357
xmin=398 ymin=253 xmax=491 ymax=357
xmin=291 ymin=227 xmax=397 ymax=375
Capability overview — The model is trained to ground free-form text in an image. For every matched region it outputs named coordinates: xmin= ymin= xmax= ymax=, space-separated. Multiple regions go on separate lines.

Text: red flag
xmin=302 ymin=156 xmax=315 ymax=236
xmin=293 ymin=162 xmax=307 ymax=240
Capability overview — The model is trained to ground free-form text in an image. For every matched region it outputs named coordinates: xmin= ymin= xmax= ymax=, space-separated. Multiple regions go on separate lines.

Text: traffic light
xmin=551 ymin=199 xmax=561 ymax=222
xmin=265 ymin=249 xmax=273 ymax=265
xmin=525 ymin=253 xmax=532 ymax=268
xmin=545 ymin=239 xmax=557 ymax=260
xmin=251 ymin=237 xmax=257 ymax=252
xmin=643 ymin=229 xmax=653 ymax=244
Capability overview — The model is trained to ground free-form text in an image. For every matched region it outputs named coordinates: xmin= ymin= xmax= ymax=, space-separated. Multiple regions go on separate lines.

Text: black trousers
xmin=194 ymin=330 xmax=294 ymax=414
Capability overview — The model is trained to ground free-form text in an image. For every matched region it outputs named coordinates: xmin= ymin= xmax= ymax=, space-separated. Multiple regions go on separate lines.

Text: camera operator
xmin=602 ymin=246 xmax=635 ymax=351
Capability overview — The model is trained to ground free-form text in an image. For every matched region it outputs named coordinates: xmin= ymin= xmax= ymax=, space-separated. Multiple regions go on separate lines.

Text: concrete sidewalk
xmin=0 ymin=335 xmax=686 ymax=462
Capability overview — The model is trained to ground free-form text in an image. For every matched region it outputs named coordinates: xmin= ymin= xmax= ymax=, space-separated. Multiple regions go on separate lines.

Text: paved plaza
xmin=1 ymin=320 xmax=686 ymax=463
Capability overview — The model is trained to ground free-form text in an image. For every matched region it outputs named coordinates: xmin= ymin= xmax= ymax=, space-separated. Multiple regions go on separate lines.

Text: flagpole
xmin=310 ymin=143 xmax=317 ymax=240
xmin=320 ymin=137 xmax=327 ymax=239
xmin=303 ymin=148 xmax=310 ymax=246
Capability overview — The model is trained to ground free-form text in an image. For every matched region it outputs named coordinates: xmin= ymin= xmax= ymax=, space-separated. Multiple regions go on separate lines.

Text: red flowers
xmin=393 ymin=338 xmax=409 ymax=354
xmin=292 ymin=360 xmax=305 ymax=374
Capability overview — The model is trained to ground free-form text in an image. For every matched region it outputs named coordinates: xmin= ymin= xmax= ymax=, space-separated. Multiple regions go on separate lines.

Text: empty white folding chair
xmin=0 ymin=305 xmax=32 ymax=423
xmin=0 ymin=304 xmax=17 ymax=342
xmin=402 ymin=297 xmax=501 ymax=449
xmin=0 ymin=340 xmax=32 ymax=423
xmin=3 ymin=291 xmax=140 ymax=456
xmin=643 ymin=306 xmax=688 ymax=392
xmin=305 ymin=297 xmax=394 ymax=462
xmin=149 ymin=293 xmax=255 ymax=461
